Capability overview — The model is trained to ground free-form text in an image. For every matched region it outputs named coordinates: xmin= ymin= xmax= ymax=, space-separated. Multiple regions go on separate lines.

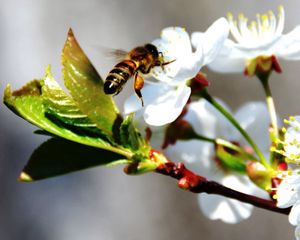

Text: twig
xmin=156 ymin=161 xmax=290 ymax=215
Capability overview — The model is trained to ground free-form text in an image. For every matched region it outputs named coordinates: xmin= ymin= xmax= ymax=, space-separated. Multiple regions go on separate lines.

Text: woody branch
xmin=156 ymin=161 xmax=290 ymax=215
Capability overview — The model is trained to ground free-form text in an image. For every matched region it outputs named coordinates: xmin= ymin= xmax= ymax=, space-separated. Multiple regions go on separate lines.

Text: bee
xmin=104 ymin=43 xmax=174 ymax=106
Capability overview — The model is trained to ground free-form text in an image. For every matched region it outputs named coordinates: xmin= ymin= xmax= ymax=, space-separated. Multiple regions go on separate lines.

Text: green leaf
xmin=20 ymin=137 xmax=130 ymax=181
xmin=120 ymin=114 xmax=148 ymax=152
xmin=3 ymin=72 xmax=132 ymax=158
xmin=4 ymin=80 xmax=43 ymax=118
xmin=42 ymin=66 xmax=108 ymax=139
xmin=62 ymin=28 xmax=122 ymax=139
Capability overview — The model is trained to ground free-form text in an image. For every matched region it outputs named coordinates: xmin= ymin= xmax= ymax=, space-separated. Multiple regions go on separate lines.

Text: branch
xmin=156 ymin=161 xmax=290 ymax=215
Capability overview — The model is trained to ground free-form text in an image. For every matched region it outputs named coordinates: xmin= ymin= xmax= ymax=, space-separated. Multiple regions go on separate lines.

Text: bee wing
xmin=88 ymin=44 xmax=128 ymax=61
xmin=106 ymin=49 xmax=128 ymax=62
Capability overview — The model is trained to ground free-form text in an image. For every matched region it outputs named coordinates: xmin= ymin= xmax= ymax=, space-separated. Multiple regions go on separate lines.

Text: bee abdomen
xmin=104 ymin=60 xmax=137 ymax=95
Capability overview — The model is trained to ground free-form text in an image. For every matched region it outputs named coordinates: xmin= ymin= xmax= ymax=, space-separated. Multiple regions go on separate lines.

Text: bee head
xmin=145 ymin=44 xmax=159 ymax=58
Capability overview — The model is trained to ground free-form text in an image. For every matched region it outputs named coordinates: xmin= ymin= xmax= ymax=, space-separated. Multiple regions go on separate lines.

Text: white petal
xmin=274 ymin=26 xmax=300 ymax=60
xmin=277 ymin=171 xmax=300 ymax=208
xmin=290 ymin=201 xmax=300 ymax=226
xmin=197 ymin=174 xmax=270 ymax=223
xmin=143 ymin=84 xmax=191 ymax=126
xmin=207 ymin=39 xmax=247 ymax=73
xmin=192 ymin=18 xmax=230 ymax=65
xmin=123 ymin=83 xmax=168 ymax=115
xmin=152 ymin=27 xmax=204 ymax=83
xmin=234 ymin=102 xmax=271 ymax=151
xmin=159 ymin=27 xmax=192 ymax=54
xmin=151 ymin=43 xmax=185 ymax=82
xmin=165 ymin=140 xmax=217 ymax=175
xmin=198 ymin=194 xmax=253 ymax=224
xmin=295 ymin=225 xmax=300 ymax=240
xmin=170 ymin=48 xmax=204 ymax=83
xmin=185 ymin=98 xmax=234 ymax=139
xmin=284 ymin=128 xmax=300 ymax=160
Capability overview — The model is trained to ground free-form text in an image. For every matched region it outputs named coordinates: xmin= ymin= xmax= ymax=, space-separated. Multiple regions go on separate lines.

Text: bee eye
xmin=145 ymin=44 xmax=158 ymax=58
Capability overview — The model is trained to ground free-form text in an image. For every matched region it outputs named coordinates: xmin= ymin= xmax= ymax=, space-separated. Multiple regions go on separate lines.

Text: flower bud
xmin=162 ymin=119 xmax=198 ymax=149
xmin=246 ymin=161 xmax=271 ymax=190
xmin=188 ymin=72 xmax=210 ymax=95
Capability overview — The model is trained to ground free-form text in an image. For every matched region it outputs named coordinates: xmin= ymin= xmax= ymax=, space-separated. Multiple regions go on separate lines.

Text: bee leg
xmin=134 ymin=73 xmax=144 ymax=107
xmin=158 ymin=52 xmax=166 ymax=71
xmin=158 ymin=52 xmax=176 ymax=73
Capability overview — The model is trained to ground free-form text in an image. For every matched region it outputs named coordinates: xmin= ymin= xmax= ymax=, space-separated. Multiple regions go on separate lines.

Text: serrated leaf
xmin=3 ymin=75 xmax=132 ymax=158
xmin=20 ymin=137 xmax=130 ymax=181
xmin=42 ymin=66 xmax=109 ymax=139
xmin=4 ymin=80 xmax=43 ymax=118
xmin=120 ymin=114 xmax=148 ymax=152
xmin=62 ymin=28 xmax=121 ymax=139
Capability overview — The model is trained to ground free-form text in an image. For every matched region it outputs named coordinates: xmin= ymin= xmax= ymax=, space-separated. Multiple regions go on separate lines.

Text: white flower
xmin=164 ymin=99 xmax=270 ymax=223
xmin=275 ymin=117 xmax=300 ymax=239
xmin=277 ymin=170 xmax=300 ymax=239
xmin=280 ymin=116 xmax=300 ymax=164
xmin=124 ymin=18 xmax=229 ymax=126
xmin=208 ymin=6 xmax=300 ymax=73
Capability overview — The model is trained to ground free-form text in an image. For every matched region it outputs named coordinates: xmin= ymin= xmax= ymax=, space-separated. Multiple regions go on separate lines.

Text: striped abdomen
xmin=104 ymin=60 xmax=137 ymax=95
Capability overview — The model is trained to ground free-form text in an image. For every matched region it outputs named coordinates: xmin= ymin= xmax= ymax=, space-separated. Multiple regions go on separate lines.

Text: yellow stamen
xmin=290 ymin=116 xmax=296 ymax=121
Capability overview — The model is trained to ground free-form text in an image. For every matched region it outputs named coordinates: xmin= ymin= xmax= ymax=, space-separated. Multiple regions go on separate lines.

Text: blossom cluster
xmin=123 ymin=6 xmax=300 ymax=239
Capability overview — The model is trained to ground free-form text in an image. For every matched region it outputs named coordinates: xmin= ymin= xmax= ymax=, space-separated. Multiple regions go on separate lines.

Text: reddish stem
xmin=156 ymin=161 xmax=290 ymax=215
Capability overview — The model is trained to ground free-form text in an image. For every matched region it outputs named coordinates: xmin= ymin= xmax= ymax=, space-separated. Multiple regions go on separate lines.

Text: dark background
xmin=0 ymin=0 xmax=297 ymax=239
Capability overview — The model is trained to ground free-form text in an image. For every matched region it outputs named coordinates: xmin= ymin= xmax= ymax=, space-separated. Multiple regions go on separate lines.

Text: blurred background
xmin=0 ymin=0 xmax=298 ymax=239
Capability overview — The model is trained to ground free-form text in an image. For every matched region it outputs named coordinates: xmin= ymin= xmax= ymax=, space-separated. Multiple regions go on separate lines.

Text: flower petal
xmin=295 ymin=225 xmax=300 ymax=240
xmin=123 ymin=83 xmax=169 ymax=115
xmin=165 ymin=139 xmax=218 ymax=177
xmin=158 ymin=27 xmax=192 ymax=54
xmin=234 ymin=102 xmax=271 ymax=151
xmin=184 ymin=98 xmax=234 ymax=139
xmin=197 ymin=174 xmax=269 ymax=223
xmin=192 ymin=18 xmax=230 ymax=65
xmin=143 ymin=84 xmax=191 ymax=126
xmin=198 ymin=194 xmax=253 ymax=224
xmin=170 ymin=48 xmax=203 ymax=83
xmin=290 ymin=201 xmax=300 ymax=226
xmin=273 ymin=26 xmax=300 ymax=60
xmin=152 ymin=27 xmax=197 ymax=82
xmin=207 ymin=39 xmax=247 ymax=73
xmin=152 ymin=27 xmax=203 ymax=85
xmin=276 ymin=171 xmax=300 ymax=208
xmin=284 ymin=127 xmax=300 ymax=161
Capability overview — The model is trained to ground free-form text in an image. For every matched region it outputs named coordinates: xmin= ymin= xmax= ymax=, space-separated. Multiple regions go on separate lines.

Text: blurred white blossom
xmin=165 ymin=99 xmax=270 ymax=223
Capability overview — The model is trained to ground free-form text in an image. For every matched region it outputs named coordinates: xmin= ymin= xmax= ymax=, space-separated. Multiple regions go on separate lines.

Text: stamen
xmin=275 ymin=5 xmax=285 ymax=36
xmin=256 ymin=13 xmax=263 ymax=36
xmin=290 ymin=116 xmax=296 ymax=121
xmin=268 ymin=11 xmax=276 ymax=35
xmin=261 ymin=15 xmax=270 ymax=39
xmin=227 ymin=12 xmax=243 ymax=43
xmin=227 ymin=6 xmax=285 ymax=45
xmin=249 ymin=21 xmax=258 ymax=38
xmin=270 ymin=146 xmax=277 ymax=152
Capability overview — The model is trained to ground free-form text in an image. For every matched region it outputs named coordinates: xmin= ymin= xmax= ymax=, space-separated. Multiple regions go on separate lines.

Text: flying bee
xmin=104 ymin=43 xmax=174 ymax=106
